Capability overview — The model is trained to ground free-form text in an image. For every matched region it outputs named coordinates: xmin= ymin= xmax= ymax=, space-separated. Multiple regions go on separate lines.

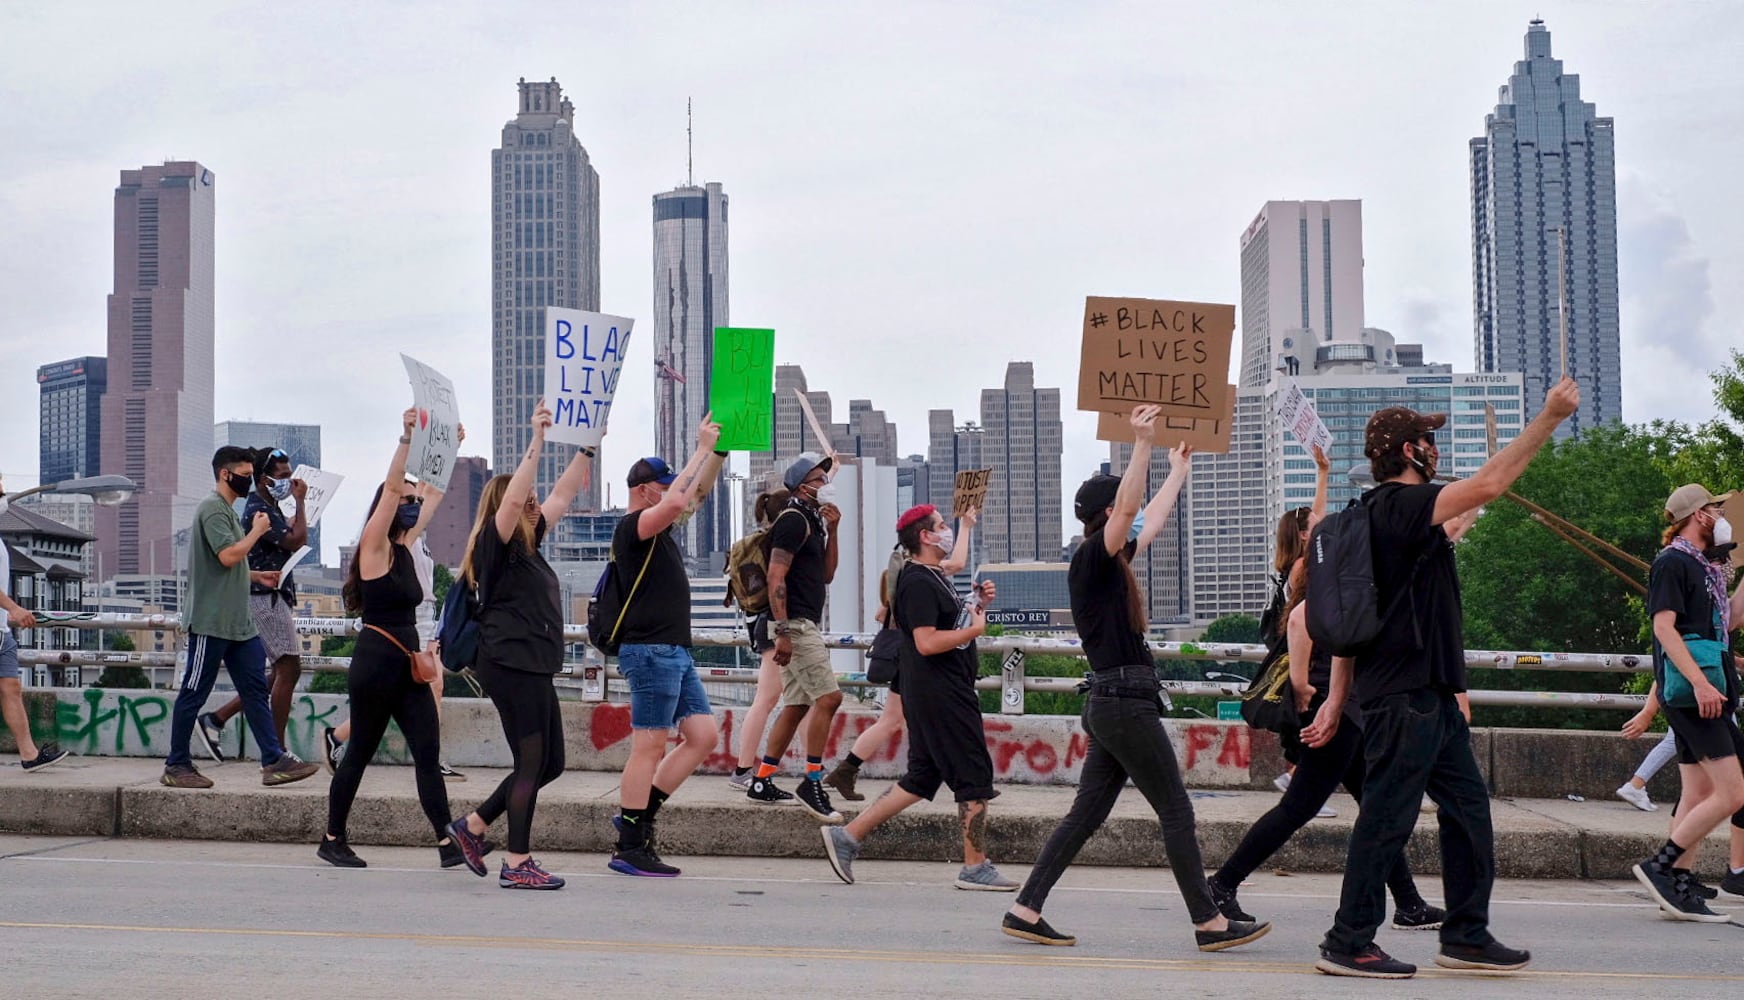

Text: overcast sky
xmin=2 ymin=1 xmax=1739 ymax=563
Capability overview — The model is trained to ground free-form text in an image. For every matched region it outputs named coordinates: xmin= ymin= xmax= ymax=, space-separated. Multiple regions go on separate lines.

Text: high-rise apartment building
xmin=1238 ymin=200 xmax=1365 ymax=388
xmin=835 ymin=400 xmax=900 ymax=468
xmin=979 ymin=362 xmax=1063 ymax=564
xmin=1186 ymin=388 xmax=1269 ymax=623
xmin=423 ymin=455 xmax=492 ymax=569
xmin=492 ymin=78 xmax=602 ymax=509
xmin=926 ymin=410 xmax=985 ymax=568
xmin=96 ymin=161 xmax=216 ymax=581
xmin=215 ymin=421 xmax=323 ymax=565
xmin=651 ymin=181 xmax=729 ymax=566
xmin=38 ymin=357 xmax=107 ymax=485
xmin=1471 ymin=19 xmax=1620 ymax=436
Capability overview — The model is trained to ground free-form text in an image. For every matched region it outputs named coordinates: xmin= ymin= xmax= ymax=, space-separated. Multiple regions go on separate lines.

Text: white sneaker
xmin=1615 ymin=783 xmax=1657 ymax=812
xmin=1273 ymin=772 xmax=1292 ymax=793
xmin=1316 ymin=804 xmax=1336 ymax=819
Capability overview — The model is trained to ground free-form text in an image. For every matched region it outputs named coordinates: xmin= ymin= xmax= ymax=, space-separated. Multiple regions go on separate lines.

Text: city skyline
xmin=1 ymin=8 xmax=1734 ymax=564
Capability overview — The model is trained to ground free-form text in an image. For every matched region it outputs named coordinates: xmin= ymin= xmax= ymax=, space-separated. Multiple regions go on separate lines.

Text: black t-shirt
xmin=1647 ymin=546 xmax=1737 ymax=699
xmin=243 ymin=493 xmax=295 ymax=600
xmin=472 ymin=514 xmax=564 ymax=674
xmin=892 ymin=562 xmax=980 ymax=701
xmin=768 ymin=503 xmax=826 ymax=623
xmin=611 ymin=509 xmax=690 ymax=646
xmin=1352 ymin=482 xmax=1465 ymax=705
xmin=1068 ymin=533 xmax=1155 ymax=671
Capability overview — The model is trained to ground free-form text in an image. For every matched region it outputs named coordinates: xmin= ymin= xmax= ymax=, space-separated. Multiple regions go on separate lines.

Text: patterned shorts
xmin=249 ymin=594 xmax=301 ymax=663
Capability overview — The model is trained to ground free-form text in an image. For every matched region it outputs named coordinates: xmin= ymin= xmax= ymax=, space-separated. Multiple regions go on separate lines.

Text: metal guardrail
xmin=19 ymin=611 xmax=1654 ymax=714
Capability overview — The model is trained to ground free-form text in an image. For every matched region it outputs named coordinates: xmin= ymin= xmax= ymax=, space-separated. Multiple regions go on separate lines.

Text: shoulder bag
xmin=366 ymin=624 xmax=442 ymax=685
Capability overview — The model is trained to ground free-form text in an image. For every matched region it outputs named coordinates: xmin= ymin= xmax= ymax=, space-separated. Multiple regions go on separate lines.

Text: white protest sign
xmin=275 ymin=465 xmax=345 ymax=580
xmin=402 ymin=354 xmax=461 ymax=492
xmin=544 ymin=307 xmax=634 ymax=451
xmin=1274 ymin=382 xmax=1333 ymax=454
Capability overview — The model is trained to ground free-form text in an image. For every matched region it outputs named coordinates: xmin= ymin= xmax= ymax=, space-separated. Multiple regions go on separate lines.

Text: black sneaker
xmin=1001 ymin=912 xmax=1076 ymax=946
xmin=1435 ymin=939 xmax=1532 ymax=972
xmin=1673 ymin=869 xmax=1719 ymax=900
xmin=1196 ymin=919 xmax=1270 ymax=953
xmin=1632 ymin=859 xmax=1682 ymax=911
xmin=21 ymin=743 xmax=69 ymax=772
xmin=195 ymin=712 xmax=226 ymax=764
xmin=439 ymin=836 xmax=497 ymax=870
xmin=1316 ymin=945 xmax=1417 ymax=979
xmin=317 ymin=837 xmax=366 ymax=868
xmin=322 ymin=727 xmax=343 ymax=775
xmin=1720 ymin=870 xmax=1744 ymax=898
xmin=1661 ymin=871 xmax=1733 ymax=923
xmin=609 ymin=845 xmax=681 ymax=877
xmin=794 ymin=778 xmax=843 ymax=824
xmin=746 ymin=775 xmax=795 ymax=805
xmin=1391 ymin=901 xmax=1447 ymax=930
xmin=1209 ymin=879 xmax=1253 ymax=922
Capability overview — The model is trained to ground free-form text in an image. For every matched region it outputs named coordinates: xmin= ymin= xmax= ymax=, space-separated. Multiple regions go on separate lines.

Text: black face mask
xmin=395 ymin=501 xmax=423 ymax=531
xmin=225 ymin=472 xmax=253 ymax=496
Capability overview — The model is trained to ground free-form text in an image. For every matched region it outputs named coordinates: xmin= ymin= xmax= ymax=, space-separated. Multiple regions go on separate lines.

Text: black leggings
xmin=1215 ymin=713 xmax=1423 ymax=905
xmin=475 ymin=663 xmax=566 ymax=854
xmin=327 ymin=626 xmax=450 ymax=840
xmin=1017 ymin=684 xmax=1218 ymax=924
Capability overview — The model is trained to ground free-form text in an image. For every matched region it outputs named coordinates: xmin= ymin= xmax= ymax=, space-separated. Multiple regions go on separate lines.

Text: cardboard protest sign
xmin=709 ymin=328 xmax=775 ymax=451
xmin=275 ymin=465 xmax=345 ymax=580
xmin=952 ymin=468 xmax=993 ymax=519
xmin=1096 ymin=385 xmax=1237 ymax=453
xmin=1483 ymin=403 xmax=1499 ymax=457
xmin=1727 ymin=494 xmax=1744 ymax=568
xmin=1076 ymin=297 xmax=1236 ymax=420
xmin=402 ymin=354 xmax=460 ymax=492
xmin=1274 ymin=382 xmax=1332 ymax=454
xmin=544 ymin=307 xmax=634 ymax=451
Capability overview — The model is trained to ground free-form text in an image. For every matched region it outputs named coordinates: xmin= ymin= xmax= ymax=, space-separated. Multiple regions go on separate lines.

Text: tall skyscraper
xmin=1471 ymin=19 xmax=1620 ymax=436
xmin=423 ymin=455 xmax=492 ymax=568
xmin=1187 ymin=388 xmax=1268 ymax=623
xmin=834 ymin=400 xmax=899 ymax=467
xmin=651 ymin=180 xmax=729 ymax=566
xmin=96 ymin=161 xmax=216 ymax=581
xmin=215 ymin=421 xmax=323 ymax=565
xmin=1237 ymin=200 xmax=1366 ymax=388
xmin=492 ymin=78 xmax=602 ymax=509
xmin=38 ymin=357 xmax=107 ymax=485
xmin=979 ymin=362 xmax=1063 ymax=564
xmin=926 ymin=410 xmax=987 ymax=570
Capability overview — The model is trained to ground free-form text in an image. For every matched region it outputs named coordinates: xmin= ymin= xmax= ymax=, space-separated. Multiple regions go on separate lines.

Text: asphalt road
xmin=3 ymin=835 xmax=1741 ymax=999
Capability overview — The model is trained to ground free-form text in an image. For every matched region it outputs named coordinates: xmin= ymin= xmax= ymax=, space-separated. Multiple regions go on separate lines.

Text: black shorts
xmin=1666 ymin=705 xmax=1744 ymax=765
xmin=897 ymin=690 xmax=997 ymax=804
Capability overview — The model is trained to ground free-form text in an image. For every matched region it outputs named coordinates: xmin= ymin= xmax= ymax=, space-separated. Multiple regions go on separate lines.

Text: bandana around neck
xmin=1668 ymin=536 xmax=1731 ymax=636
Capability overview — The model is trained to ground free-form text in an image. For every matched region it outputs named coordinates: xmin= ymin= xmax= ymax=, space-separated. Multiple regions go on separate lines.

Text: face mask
xmin=813 ymin=482 xmax=837 ymax=506
xmin=396 ymin=500 xmax=423 ymax=531
xmin=225 ymin=472 xmax=253 ymax=496
xmin=931 ymin=527 xmax=956 ymax=553
xmin=1128 ymin=510 xmax=1146 ymax=542
xmin=265 ymin=476 xmax=292 ymax=501
xmin=1713 ymin=512 xmax=1734 ymax=547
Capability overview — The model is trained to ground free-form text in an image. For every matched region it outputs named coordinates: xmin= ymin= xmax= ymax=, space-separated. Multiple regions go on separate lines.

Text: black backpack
xmin=1304 ymin=488 xmax=1428 ymax=657
xmin=586 ymin=536 xmax=658 ymax=657
xmin=437 ymin=578 xmax=481 ymax=670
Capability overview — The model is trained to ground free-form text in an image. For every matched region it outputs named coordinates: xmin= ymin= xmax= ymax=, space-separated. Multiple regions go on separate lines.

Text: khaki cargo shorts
xmin=780 ymin=618 xmax=839 ymax=706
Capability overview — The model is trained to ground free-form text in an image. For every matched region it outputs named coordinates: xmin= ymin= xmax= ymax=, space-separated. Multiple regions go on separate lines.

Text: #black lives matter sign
xmin=1077 ymin=296 xmax=1237 ymax=452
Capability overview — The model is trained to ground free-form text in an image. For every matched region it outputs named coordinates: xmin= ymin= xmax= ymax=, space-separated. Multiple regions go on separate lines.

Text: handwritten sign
xmin=402 ymin=355 xmax=460 ymax=492
xmin=1274 ymin=382 xmax=1332 ymax=454
xmin=275 ymin=465 xmax=344 ymax=580
xmin=1096 ymin=384 xmax=1237 ymax=453
xmin=952 ymin=468 xmax=993 ymax=520
xmin=544 ymin=307 xmax=634 ymax=451
xmin=709 ymin=328 xmax=775 ymax=451
xmin=1077 ymin=296 xmax=1235 ymax=418
xmin=1483 ymin=403 xmax=1499 ymax=457
xmin=1727 ymin=494 xmax=1744 ymax=569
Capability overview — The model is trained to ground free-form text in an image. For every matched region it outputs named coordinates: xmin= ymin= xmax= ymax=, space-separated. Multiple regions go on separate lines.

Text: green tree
xmin=1202 ymin=613 xmax=1262 ymax=645
xmin=320 ymin=636 xmax=356 ymax=657
xmin=432 ymin=563 xmax=455 ymax=606
xmin=105 ymin=632 xmax=136 ymax=652
xmin=309 ymin=670 xmax=349 ymax=695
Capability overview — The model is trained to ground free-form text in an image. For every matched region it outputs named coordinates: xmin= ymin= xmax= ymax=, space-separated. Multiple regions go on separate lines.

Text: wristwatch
xmin=772 ymin=621 xmax=791 ymax=637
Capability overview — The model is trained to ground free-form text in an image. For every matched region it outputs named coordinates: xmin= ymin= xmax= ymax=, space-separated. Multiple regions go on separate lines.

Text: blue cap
xmin=627 ymin=457 xmax=676 ymax=488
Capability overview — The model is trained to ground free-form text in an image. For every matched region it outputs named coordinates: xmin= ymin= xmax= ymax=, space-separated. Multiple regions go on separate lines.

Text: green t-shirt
xmin=186 ymin=492 xmax=257 ymax=641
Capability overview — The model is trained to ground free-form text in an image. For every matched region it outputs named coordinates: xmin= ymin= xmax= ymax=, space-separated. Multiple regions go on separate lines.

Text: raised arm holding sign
xmin=276 ymin=464 xmax=345 ymax=580
xmin=401 ymin=354 xmax=460 ymax=492
xmin=1076 ymin=296 xmax=1236 ymax=418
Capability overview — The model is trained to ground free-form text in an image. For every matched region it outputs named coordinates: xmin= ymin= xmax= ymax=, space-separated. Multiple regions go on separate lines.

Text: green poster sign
xmin=709 ymin=327 xmax=776 ymax=452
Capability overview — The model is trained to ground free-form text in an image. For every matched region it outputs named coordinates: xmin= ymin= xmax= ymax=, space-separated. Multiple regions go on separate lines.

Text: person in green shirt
xmin=161 ymin=447 xmax=319 ymax=789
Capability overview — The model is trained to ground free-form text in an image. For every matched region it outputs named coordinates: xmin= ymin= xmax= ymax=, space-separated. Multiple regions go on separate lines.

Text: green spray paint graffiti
xmin=48 ymin=690 xmax=410 ymax=764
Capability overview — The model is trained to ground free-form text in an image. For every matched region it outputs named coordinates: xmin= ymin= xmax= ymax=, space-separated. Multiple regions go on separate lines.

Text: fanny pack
xmin=1662 ymin=605 xmax=1730 ymax=709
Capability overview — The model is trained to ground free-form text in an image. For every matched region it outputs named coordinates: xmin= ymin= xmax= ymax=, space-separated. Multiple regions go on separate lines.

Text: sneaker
xmin=1001 ymin=912 xmax=1076 ymax=946
xmin=1317 ymin=945 xmax=1417 ymax=979
xmin=439 ymin=761 xmax=465 ymax=781
xmin=794 ymin=778 xmax=843 ymax=824
xmin=1435 ymin=939 xmax=1532 ymax=972
xmin=1273 ymin=772 xmax=1292 ymax=793
xmin=1633 ymin=862 xmax=1730 ymax=922
xmin=822 ymin=826 xmax=860 ymax=885
xmin=1315 ymin=804 xmax=1336 ymax=818
xmin=1196 ymin=919 xmax=1271 ymax=953
xmin=1209 ymin=879 xmax=1254 ymax=922
xmin=727 ymin=768 xmax=753 ymax=791
xmin=1676 ymin=869 xmax=1719 ymax=900
xmin=160 ymin=763 xmax=214 ymax=789
xmin=956 ymin=860 xmax=1019 ymax=892
xmin=1391 ymin=902 xmax=1446 ymax=930
xmin=1615 ymin=782 xmax=1657 ymax=812
xmin=499 ymin=857 xmax=565 ymax=890
xmin=317 ymin=836 xmax=366 ymax=868
xmin=1720 ymin=870 xmax=1744 ymax=898
xmin=747 ymin=774 xmax=796 ymax=804
xmin=439 ymin=836 xmax=497 ymax=870
xmin=260 ymin=752 xmax=319 ymax=786
xmin=823 ymin=761 xmax=864 ymax=801
xmin=1668 ymin=871 xmax=1731 ymax=921
xmin=322 ymin=727 xmax=343 ymax=774
xmin=194 ymin=712 xmax=227 ymax=764
xmin=610 ymin=814 xmax=663 ymax=856
xmin=21 ymin=743 xmax=69 ymax=772
xmin=444 ymin=819 xmax=489 ymax=877
xmin=610 ymin=844 xmax=682 ymax=877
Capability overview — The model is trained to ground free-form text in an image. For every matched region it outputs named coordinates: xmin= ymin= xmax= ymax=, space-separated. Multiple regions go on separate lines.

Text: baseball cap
xmin=627 ymin=457 xmax=677 ymax=488
xmin=1073 ymin=474 xmax=1122 ymax=523
xmin=1665 ymin=483 xmax=1736 ymax=522
xmin=896 ymin=504 xmax=937 ymax=532
xmin=782 ymin=452 xmax=833 ymax=491
xmin=1364 ymin=407 xmax=1447 ymax=459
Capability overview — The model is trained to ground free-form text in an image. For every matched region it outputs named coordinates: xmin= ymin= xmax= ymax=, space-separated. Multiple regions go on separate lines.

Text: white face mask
xmin=813 ymin=481 xmax=837 ymax=506
xmin=1712 ymin=512 xmax=1734 ymax=547
xmin=930 ymin=526 xmax=956 ymax=554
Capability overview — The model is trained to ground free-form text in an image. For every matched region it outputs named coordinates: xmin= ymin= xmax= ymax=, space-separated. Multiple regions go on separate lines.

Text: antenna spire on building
xmin=687 ymin=97 xmax=693 ymax=186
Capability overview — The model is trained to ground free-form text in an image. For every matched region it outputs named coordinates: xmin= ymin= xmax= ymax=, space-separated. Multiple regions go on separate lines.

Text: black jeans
xmin=1017 ymin=668 xmax=1218 ymax=924
xmin=1323 ymin=688 xmax=1495 ymax=954
xmin=326 ymin=625 xmax=451 ymax=840
xmin=1214 ymin=710 xmax=1423 ymax=907
xmin=475 ymin=664 xmax=566 ymax=855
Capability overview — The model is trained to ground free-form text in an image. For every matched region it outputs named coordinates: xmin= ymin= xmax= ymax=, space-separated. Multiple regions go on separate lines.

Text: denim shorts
xmin=618 ymin=643 xmax=713 ymax=730
xmin=0 ymin=630 xmax=18 ymax=680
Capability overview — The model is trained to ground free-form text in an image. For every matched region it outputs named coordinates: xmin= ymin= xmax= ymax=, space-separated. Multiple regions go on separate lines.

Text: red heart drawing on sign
xmin=419 ymin=408 xmax=429 ymax=430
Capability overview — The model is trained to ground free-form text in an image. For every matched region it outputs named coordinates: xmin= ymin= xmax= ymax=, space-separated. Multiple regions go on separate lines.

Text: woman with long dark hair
xmin=318 ymin=406 xmax=462 ymax=870
xmin=1003 ymin=405 xmax=1268 ymax=952
xmin=445 ymin=399 xmax=591 ymax=890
